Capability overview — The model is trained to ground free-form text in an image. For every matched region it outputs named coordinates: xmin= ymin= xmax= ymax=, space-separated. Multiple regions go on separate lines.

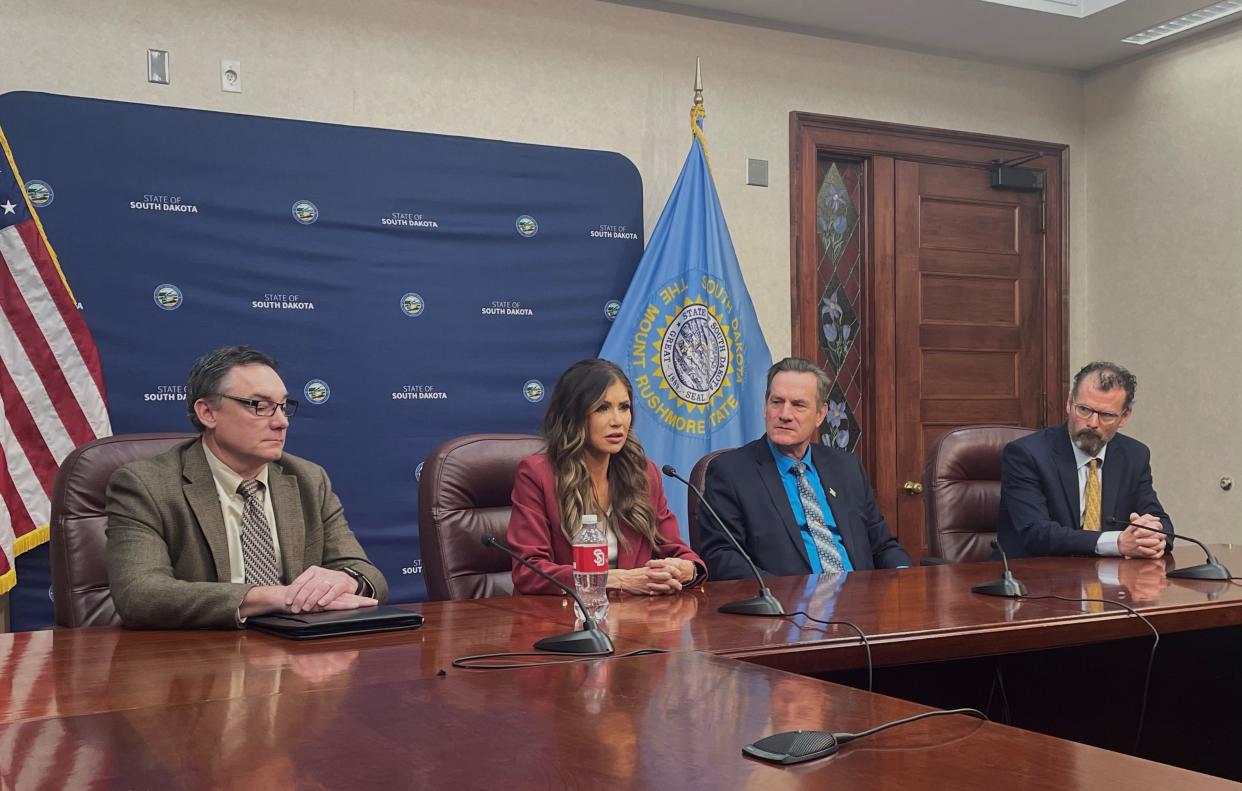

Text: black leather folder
xmin=247 ymin=605 xmax=424 ymax=640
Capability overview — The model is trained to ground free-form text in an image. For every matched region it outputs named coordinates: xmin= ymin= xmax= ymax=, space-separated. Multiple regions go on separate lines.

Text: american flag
xmin=0 ymin=127 xmax=111 ymax=595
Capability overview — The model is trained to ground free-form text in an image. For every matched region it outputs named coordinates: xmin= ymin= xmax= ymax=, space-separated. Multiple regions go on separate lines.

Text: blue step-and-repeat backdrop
xmin=0 ymin=91 xmax=643 ymax=623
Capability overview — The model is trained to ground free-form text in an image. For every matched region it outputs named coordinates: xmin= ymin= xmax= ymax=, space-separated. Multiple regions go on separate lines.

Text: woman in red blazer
xmin=507 ymin=359 xmax=706 ymax=596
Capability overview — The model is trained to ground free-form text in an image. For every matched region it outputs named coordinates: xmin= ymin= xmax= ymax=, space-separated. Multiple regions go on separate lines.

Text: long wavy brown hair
xmin=542 ymin=359 xmax=658 ymax=548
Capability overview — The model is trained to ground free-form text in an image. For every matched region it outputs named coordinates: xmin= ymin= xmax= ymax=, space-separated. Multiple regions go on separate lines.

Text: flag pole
xmin=691 ymin=58 xmax=712 ymax=174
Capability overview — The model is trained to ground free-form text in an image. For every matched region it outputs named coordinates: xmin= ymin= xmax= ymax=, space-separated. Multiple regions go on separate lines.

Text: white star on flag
xmin=1 ymin=200 xmax=16 ymax=214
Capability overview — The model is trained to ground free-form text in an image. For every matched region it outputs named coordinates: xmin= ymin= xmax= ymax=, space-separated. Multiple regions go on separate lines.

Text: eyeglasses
xmin=218 ymin=394 xmax=299 ymax=418
xmin=1071 ymin=402 xmax=1124 ymax=425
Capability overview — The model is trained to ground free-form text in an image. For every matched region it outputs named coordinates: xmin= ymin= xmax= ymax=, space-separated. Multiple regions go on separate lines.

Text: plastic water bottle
xmin=572 ymin=514 xmax=609 ymax=623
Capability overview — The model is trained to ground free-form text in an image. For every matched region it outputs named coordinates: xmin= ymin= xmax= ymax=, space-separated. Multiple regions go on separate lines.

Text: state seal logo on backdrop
xmin=24 ymin=180 xmax=53 ymax=209
xmin=292 ymin=200 xmax=318 ymax=225
xmin=304 ymin=379 xmax=331 ymax=405
xmin=153 ymin=284 xmax=183 ymax=311
xmin=400 ymin=292 xmax=425 ymax=317
xmin=604 ymin=299 xmax=622 ymax=322
xmin=523 ymin=379 xmax=545 ymax=403
xmin=515 ymin=215 xmax=538 ymax=237
xmin=626 ymin=271 xmax=748 ymax=437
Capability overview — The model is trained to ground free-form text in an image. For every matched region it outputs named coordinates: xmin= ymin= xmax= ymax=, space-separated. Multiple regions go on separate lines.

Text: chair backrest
xmin=50 ymin=432 xmax=197 ymax=628
xmin=687 ymin=448 xmax=733 ymax=550
xmin=922 ymin=424 xmax=1035 ymax=563
xmin=417 ymin=433 xmax=544 ymax=601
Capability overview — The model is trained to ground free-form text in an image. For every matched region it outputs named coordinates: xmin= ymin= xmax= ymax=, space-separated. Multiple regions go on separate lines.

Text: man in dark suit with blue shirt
xmin=695 ymin=357 xmax=910 ymax=580
xmin=997 ymin=361 xmax=1172 ymax=559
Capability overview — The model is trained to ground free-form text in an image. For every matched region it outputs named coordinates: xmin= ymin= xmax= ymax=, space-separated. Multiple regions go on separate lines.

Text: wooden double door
xmin=790 ymin=114 xmax=1067 ymax=558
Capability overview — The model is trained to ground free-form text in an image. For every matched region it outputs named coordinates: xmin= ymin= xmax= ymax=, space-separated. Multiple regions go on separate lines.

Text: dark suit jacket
xmin=996 ymin=423 xmax=1172 ymax=558
xmin=105 ymin=439 xmax=388 ymax=629
xmin=695 ymin=437 xmax=911 ymax=580
xmin=506 ymin=454 xmax=705 ymax=595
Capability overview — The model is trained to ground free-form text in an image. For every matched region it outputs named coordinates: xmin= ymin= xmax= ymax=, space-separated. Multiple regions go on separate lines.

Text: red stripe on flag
xmin=16 ymin=221 xmax=108 ymax=402
xmin=0 ymin=357 xmax=58 ymax=497
xmin=0 ymin=239 xmax=96 ymax=450
xmin=0 ymin=435 xmax=39 ymax=538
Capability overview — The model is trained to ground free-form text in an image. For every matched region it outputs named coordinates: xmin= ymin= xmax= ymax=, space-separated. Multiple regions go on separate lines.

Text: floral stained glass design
xmin=814 ymin=161 xmax=865 ymax=456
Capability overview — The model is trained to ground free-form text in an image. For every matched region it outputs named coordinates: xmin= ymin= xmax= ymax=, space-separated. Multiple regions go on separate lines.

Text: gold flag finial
xmin=689 ymin=58 xmax=711 ymax=173
xmin=694 ymin=57 xmax=703 ymax=107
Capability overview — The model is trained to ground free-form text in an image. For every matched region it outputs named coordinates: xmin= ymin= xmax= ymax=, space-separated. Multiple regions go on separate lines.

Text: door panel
xmin=894 ymin=159 xmax=1044 ymax=555
xmin=789 ymin=114 xmax=1066 ymax=562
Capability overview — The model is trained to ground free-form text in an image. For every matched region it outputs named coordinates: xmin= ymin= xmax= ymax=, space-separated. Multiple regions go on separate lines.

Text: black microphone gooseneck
xmin=662 ymin=465 xmax=785 ymax=616
xmin=1104 ymin=517 xmax=1231 ymax=580
xmin=481 ymin=535 xmax=614 ymax=655
xmin=971 ymin=539 xmax=1028 ymax=598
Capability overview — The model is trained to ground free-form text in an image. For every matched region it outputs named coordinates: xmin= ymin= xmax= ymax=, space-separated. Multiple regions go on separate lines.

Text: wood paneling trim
xmin=870 ymin=156 xmax=898 ymax=540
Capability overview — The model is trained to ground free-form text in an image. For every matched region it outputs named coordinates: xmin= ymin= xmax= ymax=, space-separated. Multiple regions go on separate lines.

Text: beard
xmin=1071 ymin=427 xmax=1106 ymax=456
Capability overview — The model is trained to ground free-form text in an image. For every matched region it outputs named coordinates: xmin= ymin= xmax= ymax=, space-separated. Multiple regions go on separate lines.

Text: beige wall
xmin=0 ymin=0 xmax=1086 ymax=361
xmin=1085 ymin=26 xmax=1242 ymax=543
xmin=37 ymin=2 xmax=1242 ymax=535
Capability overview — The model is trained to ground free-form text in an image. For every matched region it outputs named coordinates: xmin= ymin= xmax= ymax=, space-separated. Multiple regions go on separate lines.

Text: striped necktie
xmin=237 ymin=479 xmax=281 ymax=585
xmin=791 ymin=463 xmax=846 ymax=573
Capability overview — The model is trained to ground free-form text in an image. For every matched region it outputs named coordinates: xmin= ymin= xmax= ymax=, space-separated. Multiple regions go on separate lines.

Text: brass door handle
xmin=903 ymin=481 xmax=923 ymax=495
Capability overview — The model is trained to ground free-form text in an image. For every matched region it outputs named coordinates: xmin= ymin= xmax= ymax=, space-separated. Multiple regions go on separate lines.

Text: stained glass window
xmin=814 ymin=159 xmax=865 ymax=456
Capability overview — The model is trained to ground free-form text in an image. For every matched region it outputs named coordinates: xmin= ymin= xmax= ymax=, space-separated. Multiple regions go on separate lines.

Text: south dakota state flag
xmin=599 ymin=96 xmax=771 ymax=538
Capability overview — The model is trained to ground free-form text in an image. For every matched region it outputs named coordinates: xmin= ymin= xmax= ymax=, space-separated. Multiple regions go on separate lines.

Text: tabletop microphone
xmin=481 ymin=535 xmax=614 ymax=655
xmin=972 ymin=539 xmax=1028 ymax=598
xmin=1104 ymin=517 xmax=1231 ymax=580
xmin=662 ymin=464 xmax=784 ymax=616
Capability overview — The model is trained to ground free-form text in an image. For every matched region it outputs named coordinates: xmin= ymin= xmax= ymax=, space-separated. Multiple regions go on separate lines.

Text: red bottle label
xmin=573 ymin=544 xmax=607 ymax=573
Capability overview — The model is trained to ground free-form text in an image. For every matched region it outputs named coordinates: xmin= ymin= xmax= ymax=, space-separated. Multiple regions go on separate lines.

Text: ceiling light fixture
xmin=1122 ymin=0 xmax=1242 ymax=45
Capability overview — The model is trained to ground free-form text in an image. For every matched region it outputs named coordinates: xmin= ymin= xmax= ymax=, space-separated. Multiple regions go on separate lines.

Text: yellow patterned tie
xmin=1082 ymin=458 xmax=1101 ymax=533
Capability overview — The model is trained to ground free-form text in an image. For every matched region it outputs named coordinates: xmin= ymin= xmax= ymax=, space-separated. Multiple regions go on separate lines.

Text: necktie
xmin=1082 ymin=458 xmax=1102 ymax=533
xmin=790 ymin=463 xmax=846 ymax=573
xmin=237 ymin=480 xmax=281 ymax=586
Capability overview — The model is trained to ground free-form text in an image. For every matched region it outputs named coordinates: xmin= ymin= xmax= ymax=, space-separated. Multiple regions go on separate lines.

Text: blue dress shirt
xmin=767 ymin=440 xmax=854 ymax=573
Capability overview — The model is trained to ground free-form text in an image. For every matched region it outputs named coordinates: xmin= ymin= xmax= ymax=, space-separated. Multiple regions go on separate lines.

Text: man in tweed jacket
xmin=106 ymin=346 xmax=387 ymax=629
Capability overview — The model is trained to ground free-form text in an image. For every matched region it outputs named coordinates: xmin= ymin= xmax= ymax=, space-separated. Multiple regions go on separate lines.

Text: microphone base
xmin=534 ymin=627 xmax=614 ymax=655
xmin=971 ymin=578 xmax=1028 ymax=598
xmin=1166 ymin=562 xmax=1231 ymax=581
xmin=719 ymin=591 xmax=786 ymax=616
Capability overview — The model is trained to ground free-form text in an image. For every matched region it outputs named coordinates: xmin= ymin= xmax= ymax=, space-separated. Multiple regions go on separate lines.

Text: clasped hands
xmin=1118 ymin=512 xmax=1167 ymax=559
xmin=240 ymin=565 xmax=377 ymax=618
xmin=607 ymin=558 xmax=696 ymax=596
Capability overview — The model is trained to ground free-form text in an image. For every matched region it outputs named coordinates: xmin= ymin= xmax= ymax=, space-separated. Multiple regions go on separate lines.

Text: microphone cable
xmin=832 ymin=707 xmax=988 ymax=747
xmin=780 ymin=612 xmax=873 ymax=692
xmin=1017 ymin=592 xmax=1158 ymax=755
xmin=450 ymin=647 xmax=667 ymax=671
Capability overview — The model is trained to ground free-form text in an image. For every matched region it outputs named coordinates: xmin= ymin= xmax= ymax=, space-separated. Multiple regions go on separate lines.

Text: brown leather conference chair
xmin=49 ymin=432 xmax=197 ymax=628
xmin=687 ymin=448 xmax=732 ymax=550
xmin=418 ymin=433 xmax=544 ymax=601
xmin=922 ymin=424 xmax=1035 ymax=563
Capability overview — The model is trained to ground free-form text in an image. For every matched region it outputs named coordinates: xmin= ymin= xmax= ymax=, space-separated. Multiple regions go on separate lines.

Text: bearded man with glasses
xmin=997 ymin=361 xmax=1172 ymax=559
xmin=106 ymin=346 xmax=387 ymax=628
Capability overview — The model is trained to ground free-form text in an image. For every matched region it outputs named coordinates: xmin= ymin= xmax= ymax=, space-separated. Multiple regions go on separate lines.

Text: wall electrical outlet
xmin=148 ymin=49 xmax=170 ymax=84
xmin=221 ymin=60 xmax=242 ymax=93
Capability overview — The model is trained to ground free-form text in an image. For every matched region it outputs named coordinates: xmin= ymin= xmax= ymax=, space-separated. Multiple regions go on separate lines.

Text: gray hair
xmin=1071 ymin=361 xmax=1137 ymax=412
xmin=186 ymin=346 xmax=280 ymax=431
xmin=764 ymin=357 xmax=831 ymax=407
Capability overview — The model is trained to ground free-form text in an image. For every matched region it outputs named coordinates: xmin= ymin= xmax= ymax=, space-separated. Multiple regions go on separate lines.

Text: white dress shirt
xmin=202 ymin=443 xmax=284 ymax=582
xmin=1071 ymin=441 xmax=1120 ymax=556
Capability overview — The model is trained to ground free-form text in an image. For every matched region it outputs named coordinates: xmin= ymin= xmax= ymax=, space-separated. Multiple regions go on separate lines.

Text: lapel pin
xmin=828 ymin=487 xmax=837 ymax=498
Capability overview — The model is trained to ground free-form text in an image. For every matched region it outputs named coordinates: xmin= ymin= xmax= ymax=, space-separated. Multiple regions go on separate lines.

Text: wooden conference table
xmin=2 ymin=547 xmax=1241 ymax=789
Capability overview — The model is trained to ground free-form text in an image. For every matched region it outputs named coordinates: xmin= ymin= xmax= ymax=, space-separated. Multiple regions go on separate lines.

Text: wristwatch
xmin=340 ymin=566 xmax=368 ymax=595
